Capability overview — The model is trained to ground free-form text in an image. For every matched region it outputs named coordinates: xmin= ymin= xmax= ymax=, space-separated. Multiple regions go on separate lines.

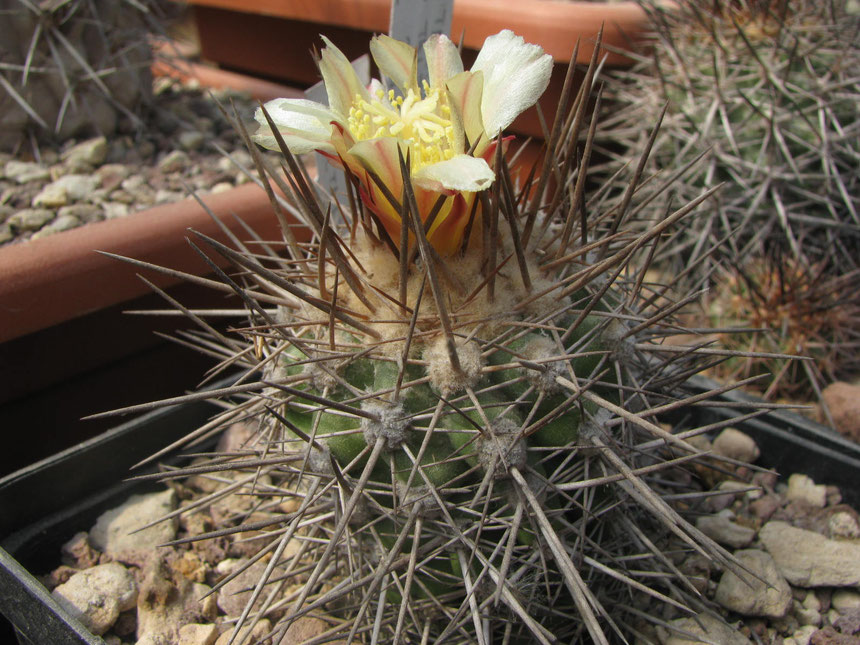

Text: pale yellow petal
xmin=423 ymin=33 xmax=463 ymax=89
xmin=370 ymin=34 xmax=417 ymax=93
xmin=319 ymin=35 xmax=370 ymax=116
xmin=446 ymin=70 xmax=486 ymax=154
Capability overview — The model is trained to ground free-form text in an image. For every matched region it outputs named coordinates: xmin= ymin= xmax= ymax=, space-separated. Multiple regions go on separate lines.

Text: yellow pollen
xmin=346 ymin=85 xmax=457 ymax=169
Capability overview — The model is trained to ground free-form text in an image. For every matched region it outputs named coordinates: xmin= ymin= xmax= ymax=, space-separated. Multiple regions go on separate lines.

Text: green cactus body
xmin=267 ymin=282 xmax=640 ymax=616
xmin=281 ymin=307 xmax=624 ymax=473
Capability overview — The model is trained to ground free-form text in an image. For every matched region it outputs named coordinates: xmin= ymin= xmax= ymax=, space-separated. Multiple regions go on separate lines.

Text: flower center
xmin=347 ymin=82 xmax=457 ymax=169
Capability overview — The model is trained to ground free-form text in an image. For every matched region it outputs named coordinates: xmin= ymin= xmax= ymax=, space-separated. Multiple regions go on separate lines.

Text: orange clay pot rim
xmin=0 ymin=182 xmax=289 ymax=343
xmin=183 ymin=0 xmax=652 ymax=65
xmin=151 ymin=54 xmax=306 ymax=103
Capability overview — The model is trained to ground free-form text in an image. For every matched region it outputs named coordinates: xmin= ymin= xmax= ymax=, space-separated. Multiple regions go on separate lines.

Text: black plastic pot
xmin=0 ymin=386 xmax=226 ymax=645
xmin=1 ymin=375 xmax=858 ymax=643
xmin=677 ymin=376 xmax=860 ymax=508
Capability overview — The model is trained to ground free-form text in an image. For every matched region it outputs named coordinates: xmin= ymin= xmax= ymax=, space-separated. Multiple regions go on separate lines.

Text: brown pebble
xmin=821 ymin=382 xmax=860 ymax=442
xmin=46 ymin=565 xmax=79 ymax=587
xmin=753 ymin=471 xmax=779 ymax=490
xmin=811 ymin=625 xmax=860 ymax=644
xmin=61 ymin=532 xmax=101 ymax=569
xmin=113 ymin=609 xmax=137 ymax=637
xmin=282 ymin=617 xmax=348 ymax=645
xmin=751 ymin=495 xmax=781 ymax=521
xmin=833 ymin=609 xmax=860 ymax=636
xmin=746 ymin=618 xmax=768 ymax=639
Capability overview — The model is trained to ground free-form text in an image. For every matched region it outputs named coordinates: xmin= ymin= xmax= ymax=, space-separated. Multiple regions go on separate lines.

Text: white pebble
xmin=802 ymin=591 xmax=821 ymax=612
xmin=829 ymin=511 xmax=860 ymax=539
xmin=786 ymin=474 xmax=827 ymax=508
xmin=712 ymin=427 xmax=760 ymax=463
xmin=790 ymin=625 xmax=817 ymax=645
xmin=178 ymin=623 xmax=218 ymax=645
xmin=793 ymin=602 xmax=820 ymax=627
xmin=89 ymin=489 xmax=177 ymax=563
xmin=51 ymin=562 xmax=137 ymax=635
xmin=832 ymin=589 xmax=860 ymax=613
xmin=4 ymin=160 xmax=50 ymax=183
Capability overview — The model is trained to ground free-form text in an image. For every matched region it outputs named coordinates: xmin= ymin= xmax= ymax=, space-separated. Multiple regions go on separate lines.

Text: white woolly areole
xmin=262 ymin=362 xmax=289 ymax=384
xmin=394 ymin=481 xmax=439 ymax=516
xmin=361 ymin=400 xmax=409 ymax=448
xmin=275 ymin=305 xmax=293 ymax=326
xmin=522 ymin=335 xmax=565 ymax=394
xmin=304 ymin=360 xmax=339 ymax=392
xmin=305 ymin=444 xmax=334 ymax=475
xmin=424 ymin=337 xmax=483 ymax=396
xmin=478 ymin=418 xmax=526 ymax=478
xmin=595 ymin=317 xmax=635 ymax=367
xmin=580 ymin=408 xmax=614 ymax=448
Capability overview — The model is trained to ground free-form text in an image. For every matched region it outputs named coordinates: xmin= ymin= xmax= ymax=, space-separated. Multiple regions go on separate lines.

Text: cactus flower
xmin=254 ymin=30 xmax=552 ymax=255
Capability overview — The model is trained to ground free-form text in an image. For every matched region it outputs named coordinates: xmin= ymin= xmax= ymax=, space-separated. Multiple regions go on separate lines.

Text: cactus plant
xmin=703 ymin=252 xmax=860 ymax=423
xmin=0 ymin=0 xmax=160 ymax=151
xmin=599 ymin=0 xmax=860 ymax=279
xmin=104 ymin=30 xmax=771 ymax=644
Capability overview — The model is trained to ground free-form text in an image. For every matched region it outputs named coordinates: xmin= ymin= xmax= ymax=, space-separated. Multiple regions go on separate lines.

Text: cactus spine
xmin=601 ymin=0 xmax=860 ymax=278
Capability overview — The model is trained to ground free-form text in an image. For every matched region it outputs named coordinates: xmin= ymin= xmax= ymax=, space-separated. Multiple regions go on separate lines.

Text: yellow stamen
xmin=346 ymin=85 xmax=458 ymax=170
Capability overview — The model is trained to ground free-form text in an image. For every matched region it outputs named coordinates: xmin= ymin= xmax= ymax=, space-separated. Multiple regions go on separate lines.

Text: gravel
xmin=0 ymin=77 xmax=275 ymax=247
xmin=36 ymin=422 xmax=860 ymax=644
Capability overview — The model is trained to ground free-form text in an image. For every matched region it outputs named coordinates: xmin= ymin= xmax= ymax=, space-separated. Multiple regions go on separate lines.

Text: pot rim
xmin=0 ymin=182 xmax=283 ymax=343
xmin=185 ymin=0 xmax=651 ymax=65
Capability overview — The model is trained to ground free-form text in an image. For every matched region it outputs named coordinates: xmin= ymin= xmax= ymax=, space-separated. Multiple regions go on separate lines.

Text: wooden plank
xmin=389 ymin=0 xmax=453 ymax=82
xmin=389 ymin=0 xmax=453 ymax=44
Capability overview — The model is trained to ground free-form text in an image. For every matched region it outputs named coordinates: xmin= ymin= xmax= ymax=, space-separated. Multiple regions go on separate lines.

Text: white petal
xmin=253 ymin=98 xmax=338 ymax=154
xmin=414 ymin=155 xmax=495 ymax=192
xmin=253 ymin=132 xmax=336 ymax=155
xmin=255 ymin=98 xmax=337 ymax=130
xmin=470 ymin=29 xmax=553 ymax=137
xmin=423 ymin=34 xmax=463 ymax=89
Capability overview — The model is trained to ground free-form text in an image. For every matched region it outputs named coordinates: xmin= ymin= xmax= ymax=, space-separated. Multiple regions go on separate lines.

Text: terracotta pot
xmin=187 ymin=0 xmax=647 ymax=66
xmin=0 ymin=182 xmax=294 ymax=474
xmin=185 ymin=0 xmax=651 ymax=139
xmin=0 ymin=182 xmax=284 ymax=344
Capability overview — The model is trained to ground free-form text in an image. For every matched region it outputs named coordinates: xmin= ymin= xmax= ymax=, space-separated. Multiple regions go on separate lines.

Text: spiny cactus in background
xmin=105 ymin=30 xmax=775 ymax=644
xmin=0 ymin=0 xmax=161 ymax=151
xmin=600 ymin=0 xmax=860 ymax=279
xmin=703 ymin=252 xmax=860 ymax=423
